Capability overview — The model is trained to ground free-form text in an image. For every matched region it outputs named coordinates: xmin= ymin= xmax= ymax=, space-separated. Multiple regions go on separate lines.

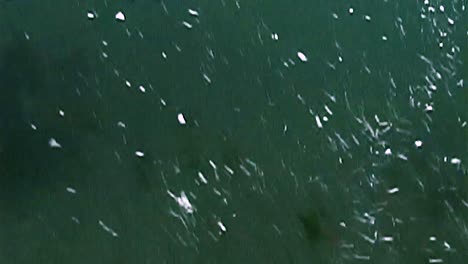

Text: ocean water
xmin=0 ymin=0 xmax=466 ymax=263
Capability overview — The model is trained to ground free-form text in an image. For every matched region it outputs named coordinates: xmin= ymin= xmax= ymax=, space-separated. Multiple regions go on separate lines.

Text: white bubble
xmin=297 ymin=51 xmax=308 ymax=62
xmin=188 ymin=9 xmax=199 ymax=16
xmin=424 ymin=104 xmax=434 ymax=112
xmin=49 ymin=138 xmax=62 ymax=148
xmin=384 ymin=148 xmax=392 ymax=155
xmin=217 ymin=221 xmax=227 ymax=232
xmin=115 ymin=11 xmax=125 ymax=22
xmin=381 ymin=236 xmax=394 ymax=242
xmin=315 ymin=115 xmax=323 ymax=128
xmin=66 ymin=187 xmax=77 ymax=194
xmin=87 ymin=12 xmax=95 ymax=20
xmin=271 ymin=33 xmax=279 ymax=40
xmin=414 ymin=140 xmax=423 ymax=148
xmin=198 ymin=172 xmax=208 ymax=184
xmin=177 ymin=113 xmax=187 ymax=125
xmin=182 ymin=21 xmax=193 ymax=29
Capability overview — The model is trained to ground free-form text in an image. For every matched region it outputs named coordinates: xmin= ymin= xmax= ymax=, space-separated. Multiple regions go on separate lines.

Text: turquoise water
xmin=0 ymin=0 xmax=466 ymax=263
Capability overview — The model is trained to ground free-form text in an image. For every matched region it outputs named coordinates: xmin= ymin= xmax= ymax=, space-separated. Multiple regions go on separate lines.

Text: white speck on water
xmin=66 ymin=187 xmax=77 ymax=194
xmin=135 ymin=151 xmax=145 ymax=157
xmin=168 ymin=190 xmax=194 ymax=214
xmin=439 ymin=5 xmax=445 ymax=12
xmin=382 ymin=35 xmax=388 ymax=41
xmin=138 ymin=85 xmax=146 ymax=93
xmin=430 ymin=236 xmax=437 ymax=241
xmin=315 ymin=115 xmax=323 ymax=128
xmin=359 ymin=232 xmax=376 ymax=244
xmin=322 ymin=116 xmax=329 ymax=122
xmin=125 ymin=80 xmax=131 ymax=87
xmin=188 ymin=9 xmax=199 ymax=16
xmin=49 ymin=138 xmax=62 ymax=148
xmin=224 ymin=165 xmax=234 ymax=175
xmin=115 ymin=11 xmax=125 ymax=22
xmin=271 ymin=33 xmax=279 ymax=40
xmin=349 ymin=7 xmax=354 ymax=14
xmin=30 ymin=123 xmax=37 ymax=130
xmin=102 ymin=52 xmax=108 ymax=58
xmin=160 ymin=98 xmax=167 ymax=106
xmin=387 ymin=187 xmax=399 ymax=194
xmin=198 ymin=171 xmax=208 ymax=184
xmin=448 ymin=18 xmax=454 ymax=25
xmin=87 ymin=11 xmax=95 ymax=20
xmin=297 ymin=51 xmax=308 ymax=62
xmin=450 ymin=158 xmax=461 ymax=165
xmin=162 ymin=51 xmax=167 ymax=59
xmin=364 ymin=15 xmax=371 ymax=21
xmin=332 ymin=13 xmax=339 ymax=19
xmin=414 ymin=140 xmax=423 ymax=148
xmin=182 ymin=21 xmax=193 ymax=29
xmin=324 ymin=105 xmax=333 ymax=115
xmin=117 ymin=121 xmax=126 ymax=128
xmin=428 ymin=259 xmax=443 ymax=263
xmin=424 ymin=104 xmax=434 ymax=112
xmin=98 ymin=220 xmax=119 ymax=237
xmin=217 ymin=221 xmax=227 ymax=232
xmin=381 ymin=236 xmax=394 ymax=242
xmin=338 ymin=56 xmax=343 ymax=62
xmin=209 ymin=160 xmax=217 ymax=170
xmin=102 ymin=40 xmax=108 ymax=46
xmin=353 ymin=254 xmax=370 ymax=260
xmin=203 ymin=73 xmax=212 ymax=84
xmin=58 ymin=109 xmax=65 ymax=117
xmin=339 ymin=221 xmax=347 ymax=228
xmin=177 ymin=113 xmax=186 ymax=125
xmin=443 ymin=241 xmax=451 ymax=249
xmin=325 ymin=92 xmax=336 ymax=103
xmin=397 ymin=153 xmax=408 ymax=160
xmin=384 ymin=148 xmax=392 ymax=155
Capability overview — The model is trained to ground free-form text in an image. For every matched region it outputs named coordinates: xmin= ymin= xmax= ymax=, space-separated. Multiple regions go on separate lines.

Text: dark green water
xmin=0 ymin=0 xmax=466 ymax=263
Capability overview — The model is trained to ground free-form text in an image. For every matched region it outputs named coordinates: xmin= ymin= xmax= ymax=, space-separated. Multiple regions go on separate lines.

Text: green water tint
xmin=299 ymin=208 xmax=339 ymax=247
